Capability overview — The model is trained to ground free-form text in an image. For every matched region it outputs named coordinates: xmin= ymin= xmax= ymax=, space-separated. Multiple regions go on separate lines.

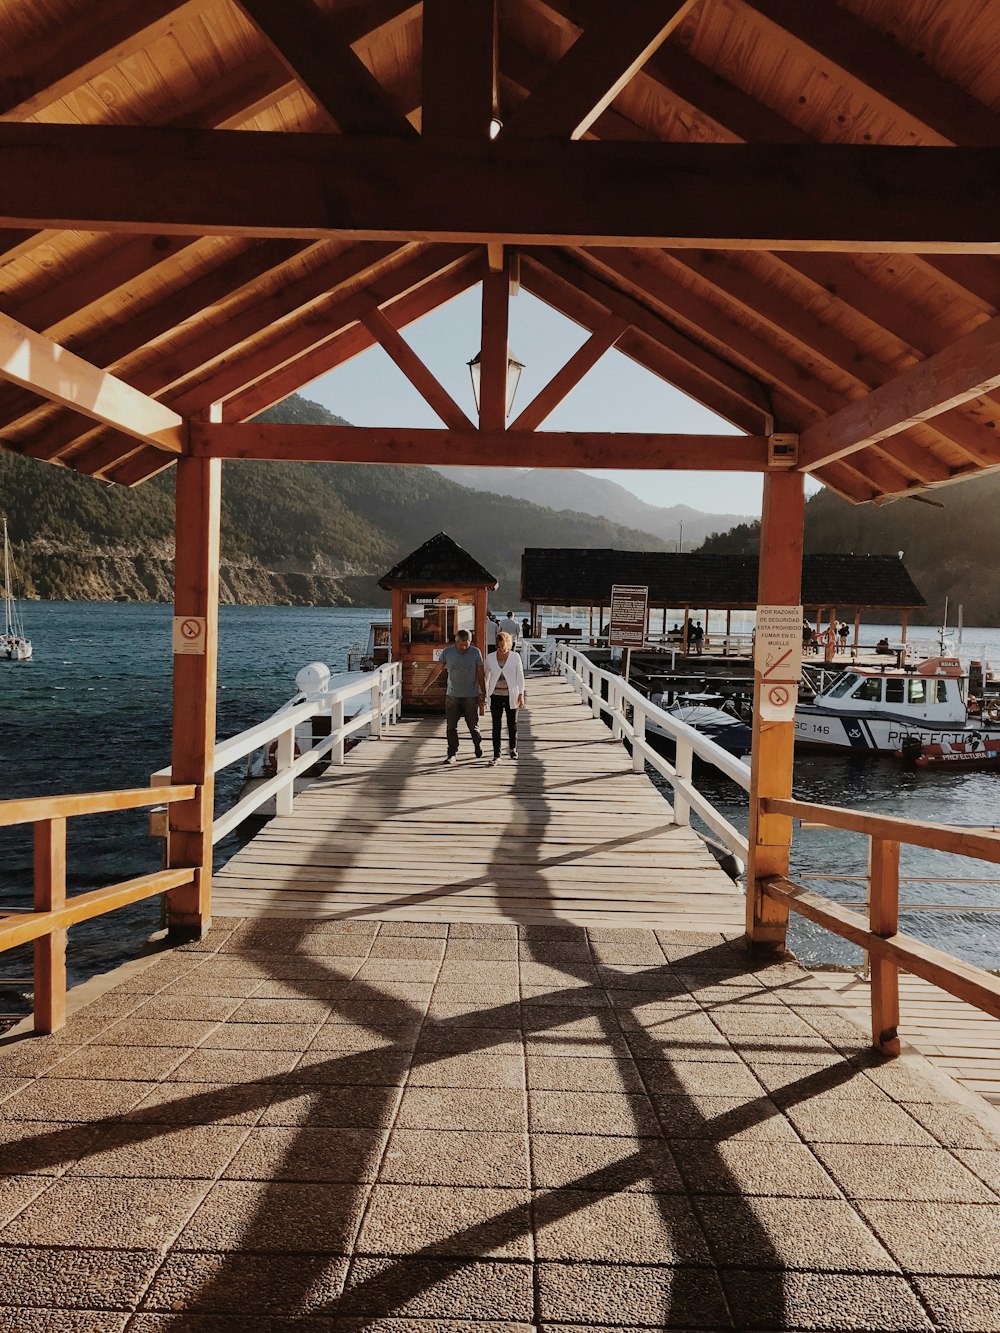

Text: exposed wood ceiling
xmin=0 ymin=0 xmax=999 ymax=503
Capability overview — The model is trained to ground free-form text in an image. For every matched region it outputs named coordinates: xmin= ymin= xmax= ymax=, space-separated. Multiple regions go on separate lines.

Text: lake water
xmin=1 ymin=603 xmax=997 ymax=1021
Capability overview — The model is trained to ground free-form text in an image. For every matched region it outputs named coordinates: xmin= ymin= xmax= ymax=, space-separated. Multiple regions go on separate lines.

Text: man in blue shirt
xmin=421 ymin=629 xmax=486 ymax=763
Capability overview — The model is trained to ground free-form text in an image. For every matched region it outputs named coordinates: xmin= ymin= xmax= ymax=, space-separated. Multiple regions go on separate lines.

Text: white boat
xmin=794 ymin=656 xmax=1000 ymax=753
xmin=647 ymin=693 xmax=753 ymax=760
xmin=1 ymin=516 xmax=31 ymax=661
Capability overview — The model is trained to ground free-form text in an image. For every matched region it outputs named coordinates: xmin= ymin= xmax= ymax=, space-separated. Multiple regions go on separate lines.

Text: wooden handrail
xmin=762 ymin=796 xmax=1000 ymax=863
xmin=0 ymin=784 xmax=197 ymax=829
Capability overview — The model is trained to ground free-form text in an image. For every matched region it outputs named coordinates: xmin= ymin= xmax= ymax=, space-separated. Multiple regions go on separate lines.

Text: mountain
xmin=0 ymin=395 xmax=672 ymax=607
xmin=434 ymin=465 xmax=751 ymax=548
xmin=696 ymin=476 xmax=1000 ymax=626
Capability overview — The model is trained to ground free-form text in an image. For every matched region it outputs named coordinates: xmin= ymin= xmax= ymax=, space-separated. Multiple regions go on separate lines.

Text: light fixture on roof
xmin=489 ymin=116 xmax=503 ymax=139
xmin=467 ymin=349 xmax=525 ymax=417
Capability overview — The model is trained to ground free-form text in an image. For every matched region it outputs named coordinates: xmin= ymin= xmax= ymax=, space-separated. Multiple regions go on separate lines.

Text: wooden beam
xmin=422 ymin=0 xmax=496 ymax=138
xmin=479 ymin=260 xmax=510 ymax=431
xmin=32 ymin=817 xmax=67 ymax=1035
xmin=233 ymin=0 xmax=415 ymax=135
xmin=509 ymin=317 xmax=627 ymax=431
xmin=4 ymin=127 xmax=1000 ymax=250
xmin=502 ymin=0 xmax=696 ymax=140
xmin=190 ymin=422 xmax=770 ymax=470
xmin=799 ymin=315 xmax=1000 ymax=471
xmin=0 ymin=312 xmax=185 ymax=453
xmin=746 ymin=470 xmax=804 ymax=949
xmin=869 ymin=837 xmax=901 ymax=1056
xmin=360 ymin=307 xmax=474 ymax=429
xmin=167 ymin=456 xmax=221 ymax=939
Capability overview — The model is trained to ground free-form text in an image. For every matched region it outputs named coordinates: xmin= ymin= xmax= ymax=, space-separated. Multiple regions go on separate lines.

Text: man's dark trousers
xmin=445 ymin=696 xmax=482 ymax=757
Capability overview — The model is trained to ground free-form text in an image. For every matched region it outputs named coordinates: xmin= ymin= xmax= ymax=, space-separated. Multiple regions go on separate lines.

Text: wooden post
xmin=33 ymin=816 xmax=67 ymax=1033
xmin=726 ymin=608 xmax=732 ymax=655
xmin=854 ymin=608 xmax=861 ymax=657
xmin=276 ymin=725 xmax=295 ymax=814
xmin=682 ymin=607 xmax=689 ymax=652
xmin=826 ymin=606 xmax=837 ymax=664
xmin=479 ymin=260 xmax=509 ymax=432
xmin=901 ymin=610 xmax=909 ymax=645
xmin=869 ymin=837 xmax=901 ymax=1056
xmin=589 ymin=605 xmax=594 ymax=637
xmin=746 ymin=470 xmax=805 ymax=951
xmin=167 ymin=455 xmax=221 ymax=940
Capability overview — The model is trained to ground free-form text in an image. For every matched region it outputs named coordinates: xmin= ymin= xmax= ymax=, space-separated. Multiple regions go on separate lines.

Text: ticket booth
xmin=378 ymin=533 xmax=499 ymax=711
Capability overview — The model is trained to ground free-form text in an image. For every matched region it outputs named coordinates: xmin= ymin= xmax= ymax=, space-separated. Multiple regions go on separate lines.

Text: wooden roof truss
xmin=1 ymin=0 xmax=1000 ymax=502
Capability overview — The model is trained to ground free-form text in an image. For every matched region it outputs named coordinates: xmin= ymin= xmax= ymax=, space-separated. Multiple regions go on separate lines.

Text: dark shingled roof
xmin=520 ymin=550 xmax=926 ymax=610
xmin=379 ymin=532 xmax=499 ymax=590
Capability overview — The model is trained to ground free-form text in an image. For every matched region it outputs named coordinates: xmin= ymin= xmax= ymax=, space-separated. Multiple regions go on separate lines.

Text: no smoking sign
xmin=172 ymin=615 xmax=207 ymax=656
xmin=759 ymin=679 xmax=798 ymax=721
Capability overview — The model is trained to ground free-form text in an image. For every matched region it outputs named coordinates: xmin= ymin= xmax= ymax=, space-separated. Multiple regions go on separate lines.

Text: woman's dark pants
xmin=491 ymin=694 xmax=517 ymax=756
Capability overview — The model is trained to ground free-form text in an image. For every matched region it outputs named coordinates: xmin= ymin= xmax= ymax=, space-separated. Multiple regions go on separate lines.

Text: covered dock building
xmin=0 ymin=1 xmax=1000 ymax=1328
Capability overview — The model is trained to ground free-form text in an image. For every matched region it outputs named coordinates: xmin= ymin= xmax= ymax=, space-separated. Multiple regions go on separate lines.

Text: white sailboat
xmin=2 ymin=516 xmax=32 ymax=661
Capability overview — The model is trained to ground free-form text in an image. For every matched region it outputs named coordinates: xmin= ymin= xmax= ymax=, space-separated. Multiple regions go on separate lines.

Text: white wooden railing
xmin=152 ymin=662 xmax=402 ymax=845
xmin=555 ymin=643 xmax=750 ymax=862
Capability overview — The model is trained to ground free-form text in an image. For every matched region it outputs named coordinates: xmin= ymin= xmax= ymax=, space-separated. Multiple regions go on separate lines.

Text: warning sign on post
xmin=172 ymin=615 xmax=207 ymax=656
xmin=754 ymin=604 xmax=804 ymax=681
xmin=760 ymin=680 xmax=798 ymax=721
xmin=608 ymin=584 xmax=649 ymax=647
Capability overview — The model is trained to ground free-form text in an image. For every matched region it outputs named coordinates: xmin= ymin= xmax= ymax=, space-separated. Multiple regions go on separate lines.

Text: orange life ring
xmin=815 ymin=628 xmax=834 ymax=646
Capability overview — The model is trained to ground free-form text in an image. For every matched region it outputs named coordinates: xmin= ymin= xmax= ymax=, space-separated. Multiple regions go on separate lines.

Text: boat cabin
xmin=378 ymin=533 xmax=499 ymax=712
xmin=815 ymin=658 xmax=968 ymax=725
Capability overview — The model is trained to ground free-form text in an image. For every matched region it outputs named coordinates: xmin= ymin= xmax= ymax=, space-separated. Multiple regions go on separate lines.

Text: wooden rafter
xmin=798 ymin=316 xmax=1000 ymax=472
xmin=0 ymin=313 xmax=184 ymax=454
xmin=360 ymin=307 xmax=474 ymax=429
xmin=478 ymin=258 xmax=510 ymax=431
xmin=502 ymin=0 xmax=696 ymax=140
xmin=233 ymin=0 xmax=415 ymax=135
xmin=189 ymin=422 xmax=770 ymax=470
xmin=5 ymin=127 xmax=1000 ymax=250
xmin=509 ymin=317 xmax=627 ymax=432
xmin=422 ymin=0 xmax=496 ymax=138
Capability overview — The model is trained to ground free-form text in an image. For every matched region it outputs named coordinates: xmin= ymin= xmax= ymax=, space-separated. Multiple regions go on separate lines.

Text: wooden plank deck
xmin=213 ymin=674 xmax=746 ymax=930
xmin=817 ymin=969 xmax=1000 ymax=1106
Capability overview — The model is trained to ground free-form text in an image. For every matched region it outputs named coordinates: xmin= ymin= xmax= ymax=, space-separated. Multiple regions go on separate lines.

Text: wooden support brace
xmin=869 ymin=836 xmax=901 ymax=1056
xmin=33 ymin=816 xmax=67 ymax=1034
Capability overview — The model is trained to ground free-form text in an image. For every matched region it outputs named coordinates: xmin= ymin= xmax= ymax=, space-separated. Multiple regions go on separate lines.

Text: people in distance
xmin=420 ymin=628 xmax=486 ymax=764
xmin=486 ymin=630 xmax=526 ymax=765
xmin=498 ymin=609 xmax=521 ymax=644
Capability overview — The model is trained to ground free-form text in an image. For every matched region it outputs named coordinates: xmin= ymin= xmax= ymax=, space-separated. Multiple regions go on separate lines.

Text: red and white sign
xmin=608 ymin=584 xmax=648 ymax=647
xmin=755 ymin=603 xmax=802 ymax=720
xmin=172 ymin=615 xmax=207 ymax=656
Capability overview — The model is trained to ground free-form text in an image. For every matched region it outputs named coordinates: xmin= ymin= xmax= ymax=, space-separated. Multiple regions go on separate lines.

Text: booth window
xmin=403 ymin=597 xmax=475 ymax=645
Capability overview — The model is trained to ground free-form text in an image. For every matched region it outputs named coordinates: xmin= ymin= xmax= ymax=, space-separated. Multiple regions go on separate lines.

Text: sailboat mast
xmin=2 ymin=516 xmax=12 ymax=639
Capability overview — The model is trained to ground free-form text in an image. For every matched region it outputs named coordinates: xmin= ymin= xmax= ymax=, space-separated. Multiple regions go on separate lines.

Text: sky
xmin=302 ymin=284 xmax=819 ymax=518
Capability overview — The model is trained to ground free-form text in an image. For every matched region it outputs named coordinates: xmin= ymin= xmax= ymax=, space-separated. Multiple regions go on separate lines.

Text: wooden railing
xmin=556 ymin=643 xmax=750 ymax=862
xmin=0 ymin=785 xmax=199 ymax=1034
xmin=761 ymin=797 xmax=1000 ymax=1054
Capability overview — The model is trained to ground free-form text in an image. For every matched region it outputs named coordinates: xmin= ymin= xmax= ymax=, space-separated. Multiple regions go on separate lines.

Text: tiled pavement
xmin=0 ymin=918 xmax=999 ymax=1330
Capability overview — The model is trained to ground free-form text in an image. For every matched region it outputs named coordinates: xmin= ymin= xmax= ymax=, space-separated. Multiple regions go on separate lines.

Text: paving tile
xmin=125 ymin=1080 xmax=269 ymax=1126
xmin=695 ymin=1195 xmax=898 ymax=1272
xmin=526 ymin=1055 xmax=642 ymax=1093
xmin=287 ymin=1050 xmax=411 ymax=1086
xmin=0 ymin=1118 xmax=101 ymax=1176
xmin=520 ymin=963 xmax=600 ymax=989
xmin=0 ymin=1244 xmax=161 ymax=1311
xmin=409 ymin=1052 xmax=524 ymax=1090
xmin=517 ymin=942 xmax=591 ymax=963
xmin=356 ymin=1184 xmax=532 ymax=1259
xmin=856 ymin=1055 xmax=963 ymax=1103
xmin=201 ymin=1021 xmax=322 ymax=1051
xmin=520 ymin=925 xmax=587 ymax=941
xmin=380 ymin=1128 xmax=529 ymax=1188
xmin=167 ymin=1049 xmax=300 ymax=1084
xmin=340 ymin=1257 xmax=533 ymax=1320
xmin=444 ymin=940 xmax=518 ymax=961
xmin=0 ymin=1309 xmax=129 ymax=1332
xmin=344 ymin=982 xmax=434 ymax=1005
xmin=0 ymin=1077 xmax=151 ymax=1121
xmin=224 ymin=1125 xmax=386 ymax=1182
xmin=784 ymin=1098 xmax=938 ymax=1146
xmin=229 ymin=998 xmax=334 ymax=1025
xmin=598 ymin=967 xmax=684 ymax=995
xmin=589 ymin=943 xmax=666 ymax=965
xmin=294 ymin=938 xmax=378 ymax=958
xmin=253 ymin=979 xmax=360 ymax=1000
xmin=0 ymin=1173 xmax=50 ymax=1226
xmin=536 ymin=1260 xmax=731 ymax=1327
xmin=429 ymin=983 xmax=519 ymax=1009
xmin=417 ymin=1026 xmax=522 ymax=1057
xmin=710 ymin=1006 xmax=818 ymax=1037
xmin=746 ymin=1058 xmax=869 ymax=1098
xmin=367 ymin=938 xmax=446 ymax=961
xmin=520 ymin=1008 xmax=612 ymax=1036
xmin=588 ymin=927 xmax=661 ymax=944
xmin=128 ymin=1318 xmax=334 ymax=1332
xmin=654 ymin=1091 xmax=801 ymax=1142
xmin=310 ymin=1023 xmax=421 ymax=1052
xmin=636 ymin=1058 xmax=764 ymax=1098
xmin=1 ymin=1176 xmax=206 ymax=1248
xmin=260 ymin=1085 xmax=403 ymax=1130
xmin=857 ymin=1200 xmax=1000 ymax=1275
xmin=396 ymin=1088 xmax=526 ymax=1133
xmin=730 ymin=1034 xmax=844 ymax=1062
xmin=449 ymin=923 xmax=518 ymax=939
xmin=355 ymin=959 xmax=441 ymax=983
xmin=535 ymin=1188 xmax=709 ymax=1264
xmin=378 ymin=921 xmax=449 ymax=938
xmin=525 ymin=1033 xmax=629 ymax=1060
xmin=68 ymin=1122 xmax=246 ymax=1179
xmin=530 ymin=1090 xmax=659 ymax=1136
xmin=95 ymin=1018 xmax=220 ymax=1048
xmin=902 ymin=1101 xmax=1000 ymax=1150
xmin=521 ymin=987 xmax=607 ymax=1010
xmin=176 ymin=1179 xmax=369 ymax=1253
xmin=328 ymin=1001 xmax=429 ymax=1027
xmin=955 ymin=1149 xmax=1000 ymax=1196
xmin=722 ymin=1269 xmax=933 ymax=1331
xmin=530 ymin=1132 xmax=682 ymax=1193
xmin=131 ymin=995 xmax=241 ymax=1023
xmin=673 ymin=1140 xmax=842 ymax=1198
xmin=140 ymin=1251 xmax=348 ymax=1314
xmin=914 ymin=1275 xmax=1000 ymax=1331
xmin=0 ymin=1036 xmax=84 ymax=1077
xmin=814 ymin=1143 xmax=997 ymax=1202
xmin=40 ymin=1044 xmax=189 ymax=1082
xmin=164 ymin=976 xmax=264 ymax=998
xmin=437 ymin=962 xmax=519 ymax=985
xmin=335 ymin=1321 xmax=533 ymax=1333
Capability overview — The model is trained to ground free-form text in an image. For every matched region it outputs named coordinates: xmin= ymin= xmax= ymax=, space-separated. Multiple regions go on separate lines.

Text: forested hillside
xmin=0 ymin=395 xmax=669 ymax=606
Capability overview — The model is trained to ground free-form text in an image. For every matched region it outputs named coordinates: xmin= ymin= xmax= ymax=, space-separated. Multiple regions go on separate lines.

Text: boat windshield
xmin=822 ymin=672 xmax=858 ymax=699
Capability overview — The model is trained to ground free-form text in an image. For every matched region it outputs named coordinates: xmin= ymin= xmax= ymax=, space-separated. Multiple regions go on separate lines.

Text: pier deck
xmin=212 ymin=674 xmax=746 ymax=931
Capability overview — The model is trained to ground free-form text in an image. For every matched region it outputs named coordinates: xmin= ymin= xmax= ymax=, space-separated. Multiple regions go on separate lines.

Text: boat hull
xmin=795 ymin=707 xmax=1000 ymax=754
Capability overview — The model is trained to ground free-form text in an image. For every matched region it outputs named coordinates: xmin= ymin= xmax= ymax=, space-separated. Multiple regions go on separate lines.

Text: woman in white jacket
xmin=485 ymin=631 xmax=526 ymax=764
